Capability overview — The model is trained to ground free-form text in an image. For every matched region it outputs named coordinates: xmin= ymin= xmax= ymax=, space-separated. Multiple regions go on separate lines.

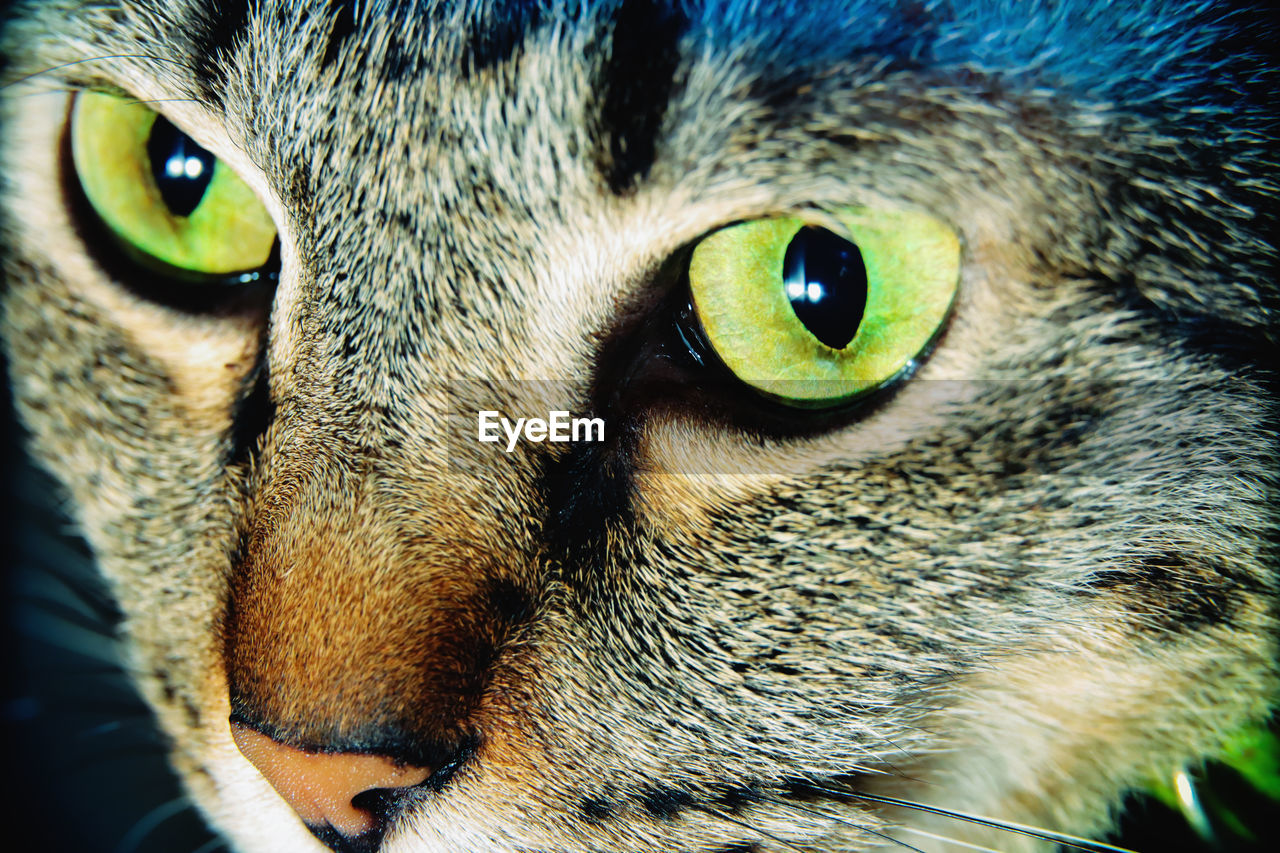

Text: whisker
xmin=75 ymin=719 xmax=128 ymax=738
xmin=115 ymin=796 xmax=194 ymax=853
xmin=27 ymin=558 xmax=120 ymax=622
xmin=18 ymin=591 xmax=117 ymax=637
xmin=11 ymin=661 xmax=124 ymax=679
xmin=55 ymin=743 xmax=175 ymax=776
xmin=38 ymin=696 xmax=152 ymax=717
xmin=15 ymin=626 xmax=123 ymax=665
xmin=897 ymin=826 xmax=1004 ymax=853
xmin=802 ymin=786 xmax=1140 ymax=853
xmin=189 ymin=836 xmax=228 ymax=853
xmin=0 ymin=54 xmax=196 ymax=91
xmin=764 ymin=796 xmax=928 ymax=853
xmin=697 ymin=804 xmax=812 ymax=853
xmin=123 ymin=98 xmax=202 ymax=107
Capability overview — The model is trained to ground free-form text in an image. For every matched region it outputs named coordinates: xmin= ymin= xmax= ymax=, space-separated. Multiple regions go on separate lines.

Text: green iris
xmin=688 ymin=208 xmax=960 ymax=406
xmin=70 ymin=91 xmax=276 ymax=276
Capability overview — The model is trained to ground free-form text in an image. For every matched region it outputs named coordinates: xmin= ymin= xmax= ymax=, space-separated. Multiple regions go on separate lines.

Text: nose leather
xmin=231 ymin=722 xmax=432 ymax=837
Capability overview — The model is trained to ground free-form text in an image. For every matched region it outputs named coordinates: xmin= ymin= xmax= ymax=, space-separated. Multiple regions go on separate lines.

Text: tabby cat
xmin=1 ymin=1 xmax=1276 ymax=852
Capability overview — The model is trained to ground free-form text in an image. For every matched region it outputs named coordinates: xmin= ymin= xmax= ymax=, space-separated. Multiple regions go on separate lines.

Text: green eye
xmin=70 ymin=91 xmax=277 ymax=276
xmin=688 ymin=208 xmax=960 ymax=407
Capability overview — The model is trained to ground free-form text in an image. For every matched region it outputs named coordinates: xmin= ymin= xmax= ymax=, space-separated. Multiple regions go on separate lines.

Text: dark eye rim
xmin=60 ymin=93 xmax=279 ymax=316
xmin=674 ymin=283 xmax=940 ymax=429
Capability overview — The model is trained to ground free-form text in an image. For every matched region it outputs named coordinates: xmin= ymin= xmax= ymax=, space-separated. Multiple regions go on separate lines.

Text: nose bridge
xmin=224 ymin=430 xmax=519 ymax=763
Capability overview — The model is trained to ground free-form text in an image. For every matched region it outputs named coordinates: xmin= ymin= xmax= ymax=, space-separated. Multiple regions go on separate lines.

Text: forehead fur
xmin=10 ymin=0 xmax=1270 ymax=341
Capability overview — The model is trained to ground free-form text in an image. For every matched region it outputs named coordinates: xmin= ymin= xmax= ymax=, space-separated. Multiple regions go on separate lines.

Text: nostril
xmin=349 ymin=786 xmax=401 ymax=820
xmin=230 ymin=722 xmax=433 ymax=845
xmin=350 ymin=783 xmax=394 ymax=809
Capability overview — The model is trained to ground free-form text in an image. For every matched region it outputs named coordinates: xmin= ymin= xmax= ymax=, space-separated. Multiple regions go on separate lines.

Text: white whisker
xmin=805 ymin=787 xmax=1139 ymax=853
xmin=897 ymin=825 xmax=1005 ymax=852
xmin=766 ymin=796 xmax=929 ymax=853
xmin=698 ymin=804 xmax=812 ymax=853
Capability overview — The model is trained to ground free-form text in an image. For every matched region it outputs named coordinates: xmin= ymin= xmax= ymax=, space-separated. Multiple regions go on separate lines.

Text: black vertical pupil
xmin=782 ymin=226 xmax=868 ymax=350
xmin=146 ymin=115 xmax=216 ymax=217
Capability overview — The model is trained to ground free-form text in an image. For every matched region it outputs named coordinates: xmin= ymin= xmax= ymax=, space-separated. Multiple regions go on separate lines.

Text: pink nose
xmin=231 ymin=722 xmax=432 ymax=837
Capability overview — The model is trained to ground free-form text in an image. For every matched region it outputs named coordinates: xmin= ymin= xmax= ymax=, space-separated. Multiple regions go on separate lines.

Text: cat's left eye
xmin=686 ymin=207 xmax=960 ymax=408
xmin=69 ymin=91 xmax=277 ymax=279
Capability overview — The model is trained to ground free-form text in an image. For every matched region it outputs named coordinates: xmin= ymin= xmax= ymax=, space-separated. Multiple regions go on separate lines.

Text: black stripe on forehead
xmin=594 ymin=0 xmax=689 ymax=194
xmin=462 ymin=0 xmax=545 ymax=73
xmin=187 ymin=0 xmax=252 ymax=107
xmin=320 ymin=0 xmax=358 ymax=71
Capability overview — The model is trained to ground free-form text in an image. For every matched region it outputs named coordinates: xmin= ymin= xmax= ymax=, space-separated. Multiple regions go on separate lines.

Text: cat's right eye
xmin=69 ymin=91 xmax=277 ymax=280
xmin=686 ymin=207 xmax=960 ymax=408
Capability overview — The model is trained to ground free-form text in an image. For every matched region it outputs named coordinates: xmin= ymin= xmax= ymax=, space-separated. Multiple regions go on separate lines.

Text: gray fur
xmin=1 ymin=1 xmax=1276 ymax=851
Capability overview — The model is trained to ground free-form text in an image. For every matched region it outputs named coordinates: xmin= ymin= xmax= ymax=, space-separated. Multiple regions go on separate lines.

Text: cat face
xmin=2 ymin=1 xmax=1276 ymax=852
